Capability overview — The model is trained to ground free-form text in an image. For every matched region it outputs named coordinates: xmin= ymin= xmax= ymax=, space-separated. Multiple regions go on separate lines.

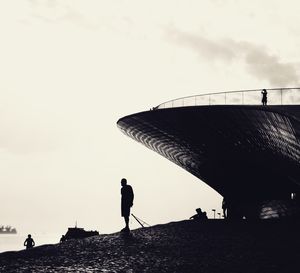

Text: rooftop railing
xmin=156 ymin=88 xmax=300 ymax=109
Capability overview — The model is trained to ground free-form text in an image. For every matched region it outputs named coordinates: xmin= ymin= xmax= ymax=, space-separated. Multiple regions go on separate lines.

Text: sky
xmin=1 ymin=0 xmax=300 ymax=235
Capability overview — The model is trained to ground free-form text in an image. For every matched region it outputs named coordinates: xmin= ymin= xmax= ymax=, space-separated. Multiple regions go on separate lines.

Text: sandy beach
xmin=0 ymin=220 xmax=300 ymax=273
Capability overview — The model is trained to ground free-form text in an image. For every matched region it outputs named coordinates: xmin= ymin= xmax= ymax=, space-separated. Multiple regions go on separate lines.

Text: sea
xmin=0 ymin=233 xmax=61 ymax=253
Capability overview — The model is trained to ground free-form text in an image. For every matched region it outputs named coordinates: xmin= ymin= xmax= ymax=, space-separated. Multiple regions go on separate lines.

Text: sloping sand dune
xmin=0 ymin=220 xmax=300 ymax=272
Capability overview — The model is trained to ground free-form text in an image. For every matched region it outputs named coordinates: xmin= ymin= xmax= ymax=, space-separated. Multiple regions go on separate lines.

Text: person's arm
xmin=129 ymin=186 xmax=134 ymax=207
xmin=32 ymin=240 xmax=35 ymax=247
xmin=131 ymin=189 xmax=134 ymax=206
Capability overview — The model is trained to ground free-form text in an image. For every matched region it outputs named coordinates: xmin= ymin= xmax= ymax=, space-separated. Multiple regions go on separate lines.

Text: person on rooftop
xmin=261 ymin=89 xmax=268 ymax=105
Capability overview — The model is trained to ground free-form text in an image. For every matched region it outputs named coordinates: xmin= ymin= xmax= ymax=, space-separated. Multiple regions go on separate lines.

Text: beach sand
xmin=0 ymin=220 xmax=299 ymax=272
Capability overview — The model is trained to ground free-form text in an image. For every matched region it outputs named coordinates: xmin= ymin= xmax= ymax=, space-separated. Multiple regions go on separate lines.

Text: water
xmin=0 ymin=233 xmax=61 ymax=253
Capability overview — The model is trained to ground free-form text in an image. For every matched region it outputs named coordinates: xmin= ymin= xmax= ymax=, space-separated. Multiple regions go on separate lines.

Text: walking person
xmin=120 ymin=178 xmax=134 ymax=232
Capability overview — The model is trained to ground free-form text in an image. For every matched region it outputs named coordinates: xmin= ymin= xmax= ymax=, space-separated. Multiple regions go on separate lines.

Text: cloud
xmin=243 ymin=44 xmax=299 ymax=86
xmin=165 ymin=26 xmax=299 ymax=86
xmin=25 ymin=0 xmax=99 ymax=29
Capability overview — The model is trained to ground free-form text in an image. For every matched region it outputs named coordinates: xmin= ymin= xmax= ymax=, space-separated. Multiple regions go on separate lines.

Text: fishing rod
xmin=131 ymin=214 xmax=151 ymax=228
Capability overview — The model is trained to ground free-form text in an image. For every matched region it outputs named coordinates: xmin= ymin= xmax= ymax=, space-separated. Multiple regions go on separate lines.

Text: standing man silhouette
xmin=121 ymin=178 xmax=134 ymax=232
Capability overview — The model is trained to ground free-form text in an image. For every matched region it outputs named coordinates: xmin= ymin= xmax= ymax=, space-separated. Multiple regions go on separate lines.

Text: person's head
xmin=196 ymin=208 xmax=202 ymax=214
xmin=121 ymin=178 xmax=127 ymax=187
xmin=28 ymin=234 xmax=31 ymax=238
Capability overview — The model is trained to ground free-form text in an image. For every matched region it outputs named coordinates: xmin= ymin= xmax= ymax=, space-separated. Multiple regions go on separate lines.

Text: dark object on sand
xmin=64 ymin=227 xmax=99 ymax=240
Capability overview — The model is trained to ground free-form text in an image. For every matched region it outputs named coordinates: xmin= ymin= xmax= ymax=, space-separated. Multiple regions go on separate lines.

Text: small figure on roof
xmin=261 ymin=89 xmax=268 ymax=106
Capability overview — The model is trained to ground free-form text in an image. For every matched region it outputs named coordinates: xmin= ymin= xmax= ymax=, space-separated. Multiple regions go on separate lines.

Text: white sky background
xmin=1 ymin=0 xmax=300 ymax=234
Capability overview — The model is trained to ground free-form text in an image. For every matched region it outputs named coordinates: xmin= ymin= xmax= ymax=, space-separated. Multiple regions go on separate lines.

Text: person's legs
xmin=124 ymin=215 xmax=129 ymax=229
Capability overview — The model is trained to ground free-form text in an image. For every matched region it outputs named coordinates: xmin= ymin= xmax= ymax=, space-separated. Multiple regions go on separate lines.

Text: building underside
xmin=117 ymin=105 xmax=300 ymax=219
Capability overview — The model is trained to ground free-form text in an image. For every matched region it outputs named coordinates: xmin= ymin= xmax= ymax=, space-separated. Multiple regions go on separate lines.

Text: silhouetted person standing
xmin=24 ymin=234 xmax=35 ymax=249
xmin=121 ymin=178 xmax=134 ymax=232
xmin=261 ymin=89 xmax=268 ymax=105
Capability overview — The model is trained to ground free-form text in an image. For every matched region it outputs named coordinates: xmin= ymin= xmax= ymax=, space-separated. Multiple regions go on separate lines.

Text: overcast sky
xmin=1 ymin=0 xmax=300 ymax=235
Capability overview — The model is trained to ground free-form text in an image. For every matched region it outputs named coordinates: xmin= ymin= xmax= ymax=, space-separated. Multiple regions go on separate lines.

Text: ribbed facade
xmin=117 ymin=105 xmax=300 ymax=219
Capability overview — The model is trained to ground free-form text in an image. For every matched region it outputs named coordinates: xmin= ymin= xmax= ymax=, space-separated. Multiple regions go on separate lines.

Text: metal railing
xmin=156 ymin=88 xmax=300 ymax=109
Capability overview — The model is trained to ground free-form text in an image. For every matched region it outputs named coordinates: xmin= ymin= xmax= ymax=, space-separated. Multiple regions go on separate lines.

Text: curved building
xmin=117 ymin=88 xmax=300 ymax=219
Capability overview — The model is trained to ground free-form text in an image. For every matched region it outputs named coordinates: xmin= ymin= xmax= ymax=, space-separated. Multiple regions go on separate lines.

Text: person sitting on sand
xmin=190 ymin=208 xmax=207 ymax=221
xmin=60 ymin=235 xmax=66 ymax=243
xmin=24 ymin=234 xmax=35 ymax=249
xmin=121 ymin=178 xmax=134 ymax=232
xmin=202 ymin=211 xmax=208 ymax=220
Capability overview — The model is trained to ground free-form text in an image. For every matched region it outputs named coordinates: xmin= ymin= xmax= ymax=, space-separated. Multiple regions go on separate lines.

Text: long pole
xmin=131 ymin=214 xmax=145 ymax=228
xmin=212 ymin=209 xmax=216 ymax=219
